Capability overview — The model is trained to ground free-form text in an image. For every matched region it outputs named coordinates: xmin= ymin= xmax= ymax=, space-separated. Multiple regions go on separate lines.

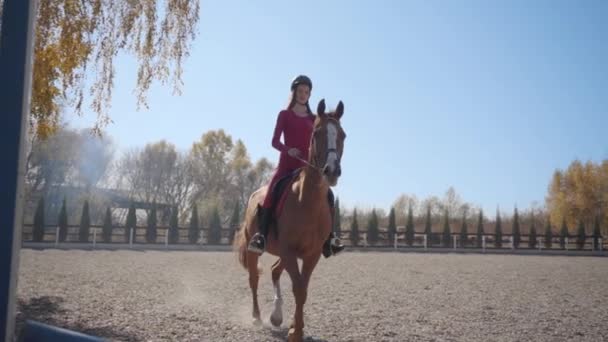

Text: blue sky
xmin=68 ymin=0 xmax=608 ymax=215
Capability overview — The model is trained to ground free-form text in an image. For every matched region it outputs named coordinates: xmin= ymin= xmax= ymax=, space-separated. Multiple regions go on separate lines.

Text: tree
xmin=58 ymin=197 xmax=68 ymax=242
xmin=334 ymin=197 xmax=342 ymax=236
xmin=78 ymin=200 xmax=90 ymax=242
xmin=576 ymin=219 xmax=586 ymax=250
xmin=125 ymin=202 xmax=137 ymax=243
xmin=544 ymin=216 xmax=553 ymax=249
xmin=26 ymin=0 xmax=201 ymax=138
xmin=593 ymin=215 xmax=601 ymax=250
xmin=495 ymin=209 xmax=502 ymax=248
xmin=208 ymin=206 xmax=222 ymax=245
xmin=512 ymin=207 xmax=521 ymax=249
xmin=393 ymin=194 xmax=419 ymax=227
xmin=560 ymin=218 xmax=569 ymax=249
xmin=442 ymin=209 xmax=451 ymax=248
xmin=442 ymin=187 xmax=470 ymax=220
xmin=229 ymin=201 xmax=241 ymax=244
xmin=188 ymin=205 xmax=200 ymax=244
xmin=102 ymin=207 xmax=113 ymax=243
xmin=33 ymin=198 xmax=45 ymax=242
xmin=387 ymin=207 xmax=396 ymax=245
xmin=405 ymin=204 xmax=415 ymax=246
xmin=169 ymin=206 xmax=180 ymax=244
xmin=349 ymin=209 xmax=360 ymax=247
xmin=529 ymin=214 xmax=537 ymax=249
xmin=460 ymin=211 xmax=468 ymax=248
xmin=26 ymin=128 xmax=81 ymax=195
xmin=366 ymin=209 xmax=379 ymax=246
xmin=546 ymin=159 xmax=608 ymax=237
xmin=476 ymin=210 xmax=484 ymax=248
xmin=146 ymin=203 xmax=158 ymax=243
xmin=228 ymin=139 xmax=253 ymax=213
xmin=117 ymin=141 xmax=178 ymax=205
xmin=190 ymin=130 xmax=234 ymax=203
xmin=424 ymin=205 xmax=432 ymax=246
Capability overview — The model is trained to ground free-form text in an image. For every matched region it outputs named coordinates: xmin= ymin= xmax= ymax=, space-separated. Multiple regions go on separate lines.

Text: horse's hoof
xmin=288 ymin=327 xmax=303 ymax=342
xmin=252 ymin=318 xmax=262 ymax=326
xmin=270 ymin=314 xmax=282 ymax=327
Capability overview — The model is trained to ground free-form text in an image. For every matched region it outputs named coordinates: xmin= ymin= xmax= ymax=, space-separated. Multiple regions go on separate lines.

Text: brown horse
xmin=234 ymin=99 xmax=346 ymax=341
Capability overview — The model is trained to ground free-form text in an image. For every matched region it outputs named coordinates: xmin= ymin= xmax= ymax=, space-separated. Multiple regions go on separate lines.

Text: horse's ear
xmin=335 ymin=101 xmax=344 ymax=119
xmin=317 ymin=99 xmax=326 ymax=117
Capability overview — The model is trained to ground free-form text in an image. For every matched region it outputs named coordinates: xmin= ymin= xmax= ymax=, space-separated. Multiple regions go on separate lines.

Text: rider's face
xmin=295 ymin=85 xmax=311 ymax=105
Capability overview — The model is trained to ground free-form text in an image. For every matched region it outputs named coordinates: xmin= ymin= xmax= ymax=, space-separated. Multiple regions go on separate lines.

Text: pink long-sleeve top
xmin=271 ymin=109 xmax=315 ymax=168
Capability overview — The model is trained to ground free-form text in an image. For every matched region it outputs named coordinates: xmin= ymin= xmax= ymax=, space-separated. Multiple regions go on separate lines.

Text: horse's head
xmin=311 ymin=99 xmax=346 ymax=186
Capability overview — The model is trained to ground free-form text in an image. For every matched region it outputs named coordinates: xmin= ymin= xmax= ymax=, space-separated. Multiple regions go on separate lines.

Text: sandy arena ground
xmin=14 ymin=249 xmax=608 ymax=341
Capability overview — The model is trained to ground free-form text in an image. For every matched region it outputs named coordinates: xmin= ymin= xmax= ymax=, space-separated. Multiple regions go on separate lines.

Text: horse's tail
xmin=233 ymin=196 xmax=262 ymax=274
xmin=234 ymin=221 xmax=249 ymax=270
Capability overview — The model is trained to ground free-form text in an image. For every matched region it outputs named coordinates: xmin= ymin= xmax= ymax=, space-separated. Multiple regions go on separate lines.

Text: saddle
xmin=256 ymin=168 xmax=302 ymax=238
xmin=273 ymin=169 xmax=302 ymax=215
xmin=257 ymin=168 xmax=335 ymax=239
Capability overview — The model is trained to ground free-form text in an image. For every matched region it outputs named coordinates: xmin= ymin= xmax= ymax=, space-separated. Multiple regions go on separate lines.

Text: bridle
xmin=294 ymin=117 xmax=341 ymax=174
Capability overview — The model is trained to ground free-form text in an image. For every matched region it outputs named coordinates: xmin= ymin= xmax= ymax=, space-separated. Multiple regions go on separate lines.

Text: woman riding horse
xmin=236 ymin=96 xmax=347 ymax=341
xmin=247 ymin=75 xmax=344 ymax=257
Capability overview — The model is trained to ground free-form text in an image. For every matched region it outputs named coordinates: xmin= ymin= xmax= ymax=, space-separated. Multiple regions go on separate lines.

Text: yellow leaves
xmin=547 ymin=159 xmax=608 ymax=234
xmin=29 ymin=0 xmax=200 ymax=139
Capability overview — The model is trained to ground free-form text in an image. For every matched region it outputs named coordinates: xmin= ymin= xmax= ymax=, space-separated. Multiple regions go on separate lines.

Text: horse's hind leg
xmin=247 ymin=253 xmax=262 ymax=326
xmin=270 ymin=258 xmax=285 ymax=327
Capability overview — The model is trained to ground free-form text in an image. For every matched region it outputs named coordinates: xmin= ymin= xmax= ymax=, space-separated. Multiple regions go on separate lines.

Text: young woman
xmin=247 ymin=75 xmax=344 ymax=257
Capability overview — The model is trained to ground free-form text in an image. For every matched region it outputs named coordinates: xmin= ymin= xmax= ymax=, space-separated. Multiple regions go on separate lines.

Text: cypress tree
xmin=576 ymin=219 xmax=586 ymax=250
xmin=405 ymin=204 xmax=415 ymax=246
xmin=592 ymin=215 xmax=601 ymax=250
xmin=387 ymin=207 xmax=397 ymax=245
xmin=495 ymin=209 xmax=502 ymax=248
xmin=102 ymin=207 xmax=113 ymax=243
xmin=146 ymin=203 xmax=158 ymax=243
xmin=529 ymin=214 xmax=537 ymax=249
xmin=350 ymin=209 xmax=360 ymax=247
xmin=58 ymin=197 xmax=68 ymax=242
xmin=460 ymin=211 xmax=468 ymax=248
xmin=544 ymin=216 xmax=553 ymax=249
xmin=512 ymin=207 xmax=521 ymax=249
xmin=33 ymin=197 xmax=45 ymax=242
xmin=442 ymin=209 xmax=451 ymax=248
xmin=189 ymin=205 xmax=200 ymax=244
xmin=229 ymin=202 xmax=241 ymax=244
xmin=424 ymin=206 xmax=432 ymax=246
xmin=78 ymin=200 xmax=91 ymax=242
xmin=208 ymin=206 xmax=222 ymax=244
xmin=366 ymin=209 xmax=379 ymax=245
xmin=476 ymin=210 xmax=484 ymax=248
xmin=169 ymin=206 xmax=179 ymax=244
xmin=559 ymin=218 xmax=569 ymax=249
xmin=125 ymin=202 xmax=137 ymax=243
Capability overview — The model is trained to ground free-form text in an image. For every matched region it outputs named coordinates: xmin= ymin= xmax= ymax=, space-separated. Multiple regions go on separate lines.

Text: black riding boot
xmin=248 ymin=205 xmax=272 ymax=254
xmin=323 ymin=189 xmax=345 ymax=258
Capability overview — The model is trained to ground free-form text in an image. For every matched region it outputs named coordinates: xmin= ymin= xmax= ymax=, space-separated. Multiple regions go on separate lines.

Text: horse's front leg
xmin=287 ymin=253 xmax=321 ymax=342
xmin=270 ymin=258 xmax=285 ymax=327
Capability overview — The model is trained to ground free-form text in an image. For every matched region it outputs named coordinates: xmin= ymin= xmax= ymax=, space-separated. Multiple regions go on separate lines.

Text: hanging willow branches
xmin=0 ymin=0 xmax=200 ymax=138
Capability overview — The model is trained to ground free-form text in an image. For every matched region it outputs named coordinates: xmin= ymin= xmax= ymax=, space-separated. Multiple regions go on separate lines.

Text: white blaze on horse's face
xmin=326 ymin=121 xmax=339 ymax=173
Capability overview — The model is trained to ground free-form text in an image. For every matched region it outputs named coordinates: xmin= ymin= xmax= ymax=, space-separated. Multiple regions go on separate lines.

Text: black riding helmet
xmin=291 ymin=75 xmax=312 ymax=92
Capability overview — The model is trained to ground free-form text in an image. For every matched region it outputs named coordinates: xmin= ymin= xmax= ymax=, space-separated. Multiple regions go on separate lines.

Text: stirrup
xmin=248 ymin=233 xmax=266 ymax=254
xmin=323 ymin=236 xmax=344 ymax=258
xmin=330 ymin=236 xmax=343 ymax=248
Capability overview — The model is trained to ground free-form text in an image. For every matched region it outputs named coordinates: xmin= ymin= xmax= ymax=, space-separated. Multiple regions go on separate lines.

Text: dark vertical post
xmin=0 ymin=0 xmax=38 ymax=340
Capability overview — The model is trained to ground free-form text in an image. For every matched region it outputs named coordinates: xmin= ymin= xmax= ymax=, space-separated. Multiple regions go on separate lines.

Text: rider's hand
xmin=288 ymin=148 xmax=302 ymax=158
